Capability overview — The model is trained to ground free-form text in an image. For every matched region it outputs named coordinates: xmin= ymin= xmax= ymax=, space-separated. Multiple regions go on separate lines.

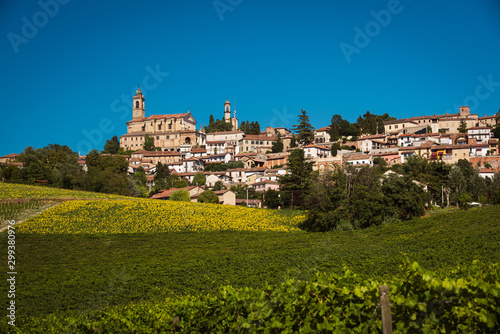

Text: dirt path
xmin=0 ymin=201 xmax=62 ymax=232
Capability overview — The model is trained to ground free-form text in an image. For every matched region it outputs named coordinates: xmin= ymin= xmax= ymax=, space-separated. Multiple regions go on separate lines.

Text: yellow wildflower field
xmin=17 ymin=199 xmax=305 ymax=233
xmin=0 ymin=182 xmax=130 ymax=200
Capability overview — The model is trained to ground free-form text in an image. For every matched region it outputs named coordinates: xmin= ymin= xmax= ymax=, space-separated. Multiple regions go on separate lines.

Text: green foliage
xmin=279 ymin=149 xmax=314 ymax=191
xmin=329 ymin=114 xmax=360 ymax=141
xmin=271 ymin=133 xmax=284 ymax=153
xmin=212 ymin=180 xmax=226 ymax=191
xmin=170 ymin=189 xmax=191 ymax=202
xmin=4 ymin=205 xmax=500 ymax=330
xmin=192 ymin=172 xmax=206 ymax=186
xmin=302 ymin=164 xmax=431 ymax=232
xmin=292 ymin=109 xmax=314 ymax=145
xmin=151 ymin=162 xmax=171 ymax=194
xmin=102 ymin=135 xmax=120 ymax=154
xmin=240 ymin=120 xmax=261 ymax=135
xmin=457 ymin=119 xmax=468 ymax=133
xmin=17 ymin=144 xmax=81 ymax=187
xmin=382 ymin=174 xmax=430 ymax=220
xmin=356 ymin=111 xmax=394 ymax=135
xmin=197 ymin=190 xmax=219 ymax=204
xmin=230 ymin=184 xmax=260 ymax=200
xmin=81 ymin=151 xmax=130 ymax=195
xmin=330 ymin=142 xmax=340 ymax=156
xmin=129 ymin=166 xmax=148 ymax=197
xmin=263 ymin=189 xmax=280 ymax=209
xmin=12 ymin=260 xmax=500 ymax=333
xmin=1 ymin=164 xmax=21 ymax=181
xmin=143 ymin=134 xmax=155 ymax=151
xmin=205 ymin=118 xmax=233 ymax=133
xmin=459 ymin=193 xmax=472 ymax=210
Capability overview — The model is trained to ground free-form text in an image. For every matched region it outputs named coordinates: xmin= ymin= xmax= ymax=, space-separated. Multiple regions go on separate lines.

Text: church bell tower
xmin=133 ymin=85 xmax=145 ymax=119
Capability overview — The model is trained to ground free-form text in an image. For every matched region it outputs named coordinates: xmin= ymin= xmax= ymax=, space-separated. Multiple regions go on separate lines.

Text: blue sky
xmin=1 ymin=0 xmax=499 ymax=156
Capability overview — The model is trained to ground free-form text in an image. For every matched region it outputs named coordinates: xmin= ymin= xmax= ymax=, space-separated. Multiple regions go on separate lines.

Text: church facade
xmin=119 ymin=87 xmax=240 ymax=152
xmin=120 ymin=86 xmax=206 ymax=151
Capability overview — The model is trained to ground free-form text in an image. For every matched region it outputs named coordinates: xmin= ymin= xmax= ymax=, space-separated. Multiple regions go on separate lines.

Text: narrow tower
xmin=224 ymin=100 xmax=231 ymax=122
xmin=133 ymin=85 xmax=145 ymax=119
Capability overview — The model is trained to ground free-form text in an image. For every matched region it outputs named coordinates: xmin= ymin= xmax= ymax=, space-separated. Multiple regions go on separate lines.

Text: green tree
xmin=192 ymin=172 xmax=206 ymax=186
xmin=133 ymin=166 xmax=147 ymax=187
xmin=279 ymin=149 xmax=314 ymax=191
xmin=271 ymin=133 xmax=284 ymax=153
xmin=144 ymin=134 xmax=155 ymax=151
xmin=205 ymin=118 xmax=233 ymax=133
xmin=458 ymin=193 xmax=472 ymax=210
xmin=151 ymin=162 xmax=171 ymax=194
xmin=449 ymin=166 xmax=467 ymax=206
xmin=263 ymin=189 xmax=280 ymax=209
xmin=457 ymin=119 xmax=468 ymax=133
xmin=330 ymin=142 xmax=341 ymax=156
xmin=290 ymin=135 xmax=297 ymax=148
xmin=292 ymin=109 xmax=314 ymax=146
xmin=468 ymin=170 xmax=487 ymax=201
xmin=493 ymin=108 xmax=500 ymax=139
xmin=212 ymin=180 xmax=226 ymax=191
xmin=197 ymin=190 xmax=220 ymax=204
xmin=356 ymin=111 xmax=377 ymax=135
xmin=2 ymin=165 xmax=21 ymax=181
xmin=85 ymin=149 xmax=102 ymax=168
xmin=382 ymin=174 xmax=430 ymax=220
xmin=170 ymin=190 xmax=191 ymax=202
xmin=102 ymin=135 xmax=120 ymax=154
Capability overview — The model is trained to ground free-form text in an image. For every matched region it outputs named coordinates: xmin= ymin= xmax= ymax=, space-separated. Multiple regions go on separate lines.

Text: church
xmin=119 ymin=86 xmax=238 ymax=152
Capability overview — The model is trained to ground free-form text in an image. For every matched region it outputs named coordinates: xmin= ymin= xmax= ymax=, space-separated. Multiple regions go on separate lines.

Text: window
xmin=158 ymin=124 xmax=162 ymax=130
xmin=251 ymin=141 xmax=255 ymax=144
xmin=395 ymin=125 xmax=398 ymax=129
xmin=135 ymin=101 xmax=139 ymax=108
xmin=168 ymin=123 xmax=172 ymax=130
xmin=167 ymin=135 xmax=169 ymax=139
xmin=156 ymin=136 xmax=159 ymax=139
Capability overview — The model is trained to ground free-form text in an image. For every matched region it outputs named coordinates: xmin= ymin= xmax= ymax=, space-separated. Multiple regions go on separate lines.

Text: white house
xmin=469 ymin=143 xmax=489 ymax=157
xmin=468 ymin=127 xmax=491 ymax=144
xmin=478 ymin=168 xmax=495 ymax=179
xmin=303 ymin=144 xmax=331 ymax=159
xmin=206 ymin=141 xmax=227 ymax=155
xmin=345 ymin=154 xmax=373 ymax=165
xmin=314 ymin=126 xmax=331 ymax=144
xmin=182 ymin=158 xmax=204 ymax=173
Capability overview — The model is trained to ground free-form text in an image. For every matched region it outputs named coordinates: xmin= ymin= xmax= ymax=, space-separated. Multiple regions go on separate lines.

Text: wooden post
xmin=379 ymin=285 xmax=393 ymax=334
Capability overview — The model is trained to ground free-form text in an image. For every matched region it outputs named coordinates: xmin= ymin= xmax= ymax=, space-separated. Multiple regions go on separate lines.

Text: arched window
xmin=185 ymin=137 xmax=191 ymax=144
xmin=135 ymin=101 xmax=140 ymax=108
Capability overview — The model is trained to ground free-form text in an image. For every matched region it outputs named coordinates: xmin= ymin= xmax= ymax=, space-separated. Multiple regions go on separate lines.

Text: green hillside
xmin=1 ymin=204 xmax=499 ymax=332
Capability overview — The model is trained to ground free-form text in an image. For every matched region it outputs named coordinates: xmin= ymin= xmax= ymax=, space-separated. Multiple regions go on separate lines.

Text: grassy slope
xmin=0 ymin=182 xmax=131 ymax=199
xmin=2 ymin=206 xmax=499 ymax=320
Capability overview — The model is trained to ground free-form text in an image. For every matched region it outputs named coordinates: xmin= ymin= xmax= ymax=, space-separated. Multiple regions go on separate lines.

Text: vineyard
xmin=0 ymin=183 xmax=500 ymax=332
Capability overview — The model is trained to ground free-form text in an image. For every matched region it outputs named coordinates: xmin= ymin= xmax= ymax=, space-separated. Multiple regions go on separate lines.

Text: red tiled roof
xmin=128 ymin=113 xmax=191 ymax=123
xmin=242 ymin=134 xmax=278 ymax=141
xmin=479 ymin=168 xmax=494 ymax=173
xmin=303 ymin=144 xmax=330 ymax=150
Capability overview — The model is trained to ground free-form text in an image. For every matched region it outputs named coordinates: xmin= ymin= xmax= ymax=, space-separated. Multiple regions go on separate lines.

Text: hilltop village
xmin=1 ymin=86 xmax=499 ymax=207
